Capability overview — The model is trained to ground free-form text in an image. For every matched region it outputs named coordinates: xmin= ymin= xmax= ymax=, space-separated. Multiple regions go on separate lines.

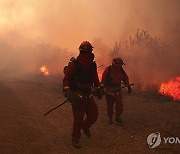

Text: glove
xmin=63 ymin=86 xmax=70 ymax=97
xmin=127 ymin=85 xmax=132 ymax=93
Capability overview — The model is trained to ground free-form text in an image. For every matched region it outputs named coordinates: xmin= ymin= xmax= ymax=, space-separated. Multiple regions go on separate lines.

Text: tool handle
xmin=44 ymin=100 xmax=67 ymax=116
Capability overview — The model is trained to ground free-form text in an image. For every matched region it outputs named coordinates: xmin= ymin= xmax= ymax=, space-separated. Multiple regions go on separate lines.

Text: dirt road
xmin=0 ymin=76 xmax=179 ymax=154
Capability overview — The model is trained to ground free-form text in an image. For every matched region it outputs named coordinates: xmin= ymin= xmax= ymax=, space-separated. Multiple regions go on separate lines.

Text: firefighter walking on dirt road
xmin=101 ymin=57 xmax=132 ymax=125
xmin=63 ymin=41 xmax=102 ymax=148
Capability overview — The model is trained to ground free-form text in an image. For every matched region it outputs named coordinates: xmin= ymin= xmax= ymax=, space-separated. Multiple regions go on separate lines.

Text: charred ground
xmin=0 ymin=75 xmax=179 ymax=154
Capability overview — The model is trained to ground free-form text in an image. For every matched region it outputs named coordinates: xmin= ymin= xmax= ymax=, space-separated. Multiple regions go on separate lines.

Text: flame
xmin=159 ymin=77 xmax=180 ymax=101
xmin=40 ymin=65 xmax=49 ymax=76
xmin=98 ymin=69 xmax=103 ymax=82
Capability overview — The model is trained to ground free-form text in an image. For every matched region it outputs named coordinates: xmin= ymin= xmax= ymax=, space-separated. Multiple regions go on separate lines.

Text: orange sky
xmin=0 ymin=0 xmax=180 ymax=51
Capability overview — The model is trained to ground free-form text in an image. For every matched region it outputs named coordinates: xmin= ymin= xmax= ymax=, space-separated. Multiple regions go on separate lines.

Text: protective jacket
xmin=63 ymin=52 xmax=100 ymax=90
xmin=101 ymin=65 xmax=129 ymax=88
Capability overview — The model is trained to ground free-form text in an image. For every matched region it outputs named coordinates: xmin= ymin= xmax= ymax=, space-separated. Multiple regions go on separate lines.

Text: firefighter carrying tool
xmin=63 ymin=41 xmax=102 ymax=148
xmin=101 ymin=56 xmax=132 ymax=125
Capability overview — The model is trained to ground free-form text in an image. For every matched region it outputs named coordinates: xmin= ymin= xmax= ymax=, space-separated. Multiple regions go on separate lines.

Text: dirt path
xmin=0 ymin=76 xmax=179 ymax=154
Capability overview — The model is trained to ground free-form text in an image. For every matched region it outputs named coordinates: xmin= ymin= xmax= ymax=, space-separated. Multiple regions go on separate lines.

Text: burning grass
xmin=134 ymin=80 xmax=180 ymax=103
xmin=159 ymin=77 xmax=180 ymax=101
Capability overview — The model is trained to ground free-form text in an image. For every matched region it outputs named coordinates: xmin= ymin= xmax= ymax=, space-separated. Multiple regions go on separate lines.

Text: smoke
xmin=0 ymin=0 xmax=179 ymax=82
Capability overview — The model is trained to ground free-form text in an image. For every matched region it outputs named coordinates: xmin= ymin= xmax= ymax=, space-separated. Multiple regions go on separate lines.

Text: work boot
xmin=83 ymin=128 xmax=92 ymax=137
xmin=107 ymin=117 xmax=113 ymax=124
xmin=115 ymin=116 xmax=123 ymax=125
xmin=72 ymin=141 xmax=81 ymax=148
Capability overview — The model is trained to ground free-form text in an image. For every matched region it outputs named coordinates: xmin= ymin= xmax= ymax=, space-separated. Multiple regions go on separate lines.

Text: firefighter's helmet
xmin=112 ymin=57 xmax=125 ymax=66
xmin=79 ymin=41 xmax=93 ymax=52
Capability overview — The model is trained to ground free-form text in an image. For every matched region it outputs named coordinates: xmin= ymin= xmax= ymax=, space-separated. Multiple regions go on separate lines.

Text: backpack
xmin=64 ymin=58 xmax=97 ymax=89
xmin=73 ymin=60 xmax=97 ymax=84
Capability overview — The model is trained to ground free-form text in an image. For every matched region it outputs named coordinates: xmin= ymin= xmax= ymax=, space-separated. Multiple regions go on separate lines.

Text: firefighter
xmin=63 ymin=41 xmax=102 ymax=148
xmin=101 ymin=57 xmax=132 ymax=125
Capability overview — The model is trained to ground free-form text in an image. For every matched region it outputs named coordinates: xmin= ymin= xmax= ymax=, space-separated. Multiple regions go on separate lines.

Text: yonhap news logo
xmin=147 ymin=132 xmax=180 ymax=149
xmin=147 ymin=132 xmax=161 ymax=148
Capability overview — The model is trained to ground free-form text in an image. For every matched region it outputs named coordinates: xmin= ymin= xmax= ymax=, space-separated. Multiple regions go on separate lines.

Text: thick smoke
xmin=0 ymin=0 xmax=179 ymax=83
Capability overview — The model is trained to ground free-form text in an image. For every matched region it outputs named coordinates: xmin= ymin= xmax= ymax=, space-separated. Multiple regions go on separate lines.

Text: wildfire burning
xmin=159 ymin=77 xmax=180 ymax=101
xmin=40 ymin=65 xmax=49 ymax=76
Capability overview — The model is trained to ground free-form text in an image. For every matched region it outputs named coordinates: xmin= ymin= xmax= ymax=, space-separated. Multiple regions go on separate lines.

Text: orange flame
xmin=40 ymin=65 xmax=49 ymax=76
xmin=159 ymin=77 xmax=180 ymax=101
xmin=98 ymin=69 xmax=103 ymax=82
